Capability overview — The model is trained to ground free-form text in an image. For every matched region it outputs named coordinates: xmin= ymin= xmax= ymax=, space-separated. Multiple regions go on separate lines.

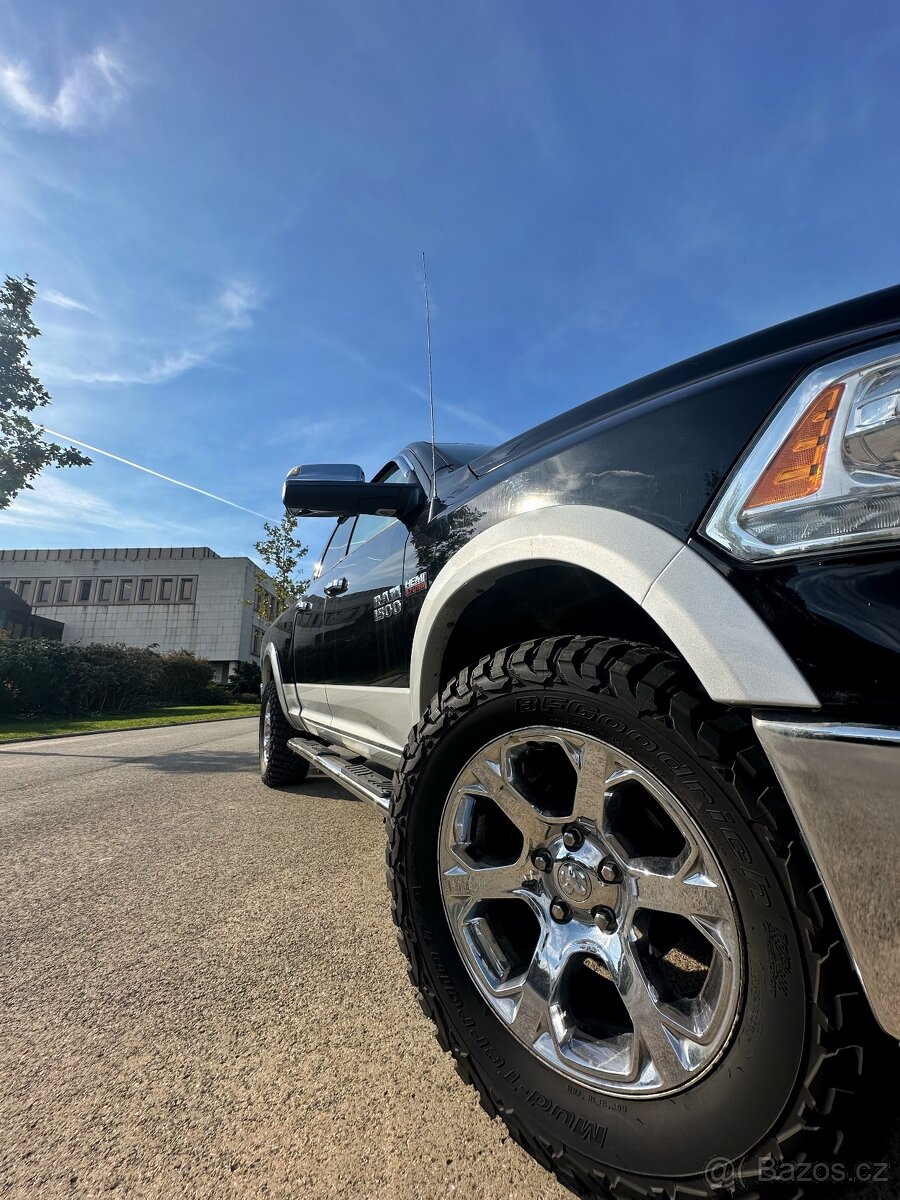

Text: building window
xmin=36 ymin=580 xmax=52 ymax=604
xmin=56 ymin=579 xmax=72 ymax=603
xmin=137 ymin=578 xmax=154 ymax=602
xmin=252 ymin=628 xmax=262 ymax=656
xmin=77 ymin=579 xmax=92 ymax=603
xmin=158 ymin=577 xmax=173 ymax=601
xmin=97 ymin=579 xmax=113 ymax=602
xmin=117 ymin=578 xmax=133 ymax=602
xmin=15 ymin=580 xmax=32 ymax=602
xmin=178 ymin=577 xmax=194 ymax=602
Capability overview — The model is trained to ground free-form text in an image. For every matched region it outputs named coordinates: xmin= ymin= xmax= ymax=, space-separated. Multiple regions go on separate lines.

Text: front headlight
xmin=703 ymin=341 xmax=900 ymax=561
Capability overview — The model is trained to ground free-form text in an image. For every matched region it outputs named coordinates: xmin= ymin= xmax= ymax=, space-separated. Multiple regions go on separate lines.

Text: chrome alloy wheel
xmin=261 ymin=702 xmax=272 ymax=769
xmin=438 ymin=728 xmax=744 ymax=1097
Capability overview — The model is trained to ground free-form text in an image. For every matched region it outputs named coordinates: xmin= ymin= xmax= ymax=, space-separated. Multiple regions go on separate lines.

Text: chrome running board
xmin=287 ymin=738 xmax=393 ymax=812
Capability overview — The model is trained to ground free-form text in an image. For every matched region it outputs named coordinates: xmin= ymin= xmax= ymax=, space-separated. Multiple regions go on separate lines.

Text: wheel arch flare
xmin=408 ymin=505 xmax=819 ymax=725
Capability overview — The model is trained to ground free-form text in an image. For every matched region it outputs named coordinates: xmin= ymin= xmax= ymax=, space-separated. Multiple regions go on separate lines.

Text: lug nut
xmin=591 ymin=905 xmax=617 ymax=933
xmin=549 ymin=899 xmax=572 ymax=923
xmin=562 ymin=825 xmax=584 ymax=851
xmin=531 ymin=848 xmax=553 ymax=873
xmin=598 ymin=857 xmax=622 ymax=884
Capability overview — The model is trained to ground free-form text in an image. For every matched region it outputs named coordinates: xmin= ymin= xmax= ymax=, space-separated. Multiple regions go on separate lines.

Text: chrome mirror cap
xmin=284 ymin=464 xmax=365 ymax=484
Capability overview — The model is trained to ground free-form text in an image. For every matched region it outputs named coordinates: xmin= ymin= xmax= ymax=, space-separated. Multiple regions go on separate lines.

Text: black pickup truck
xmin=259 ymin=287 xmax=900 ymax=1199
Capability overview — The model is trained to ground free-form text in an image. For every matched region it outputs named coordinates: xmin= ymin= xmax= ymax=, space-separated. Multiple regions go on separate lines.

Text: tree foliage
xmin=0 ymin=275 xmax=91 ymax=509
xmin=253 ymin=513 xmax=308 ymax=616
xmin=228 ymin=659 xmax=262 ymax=697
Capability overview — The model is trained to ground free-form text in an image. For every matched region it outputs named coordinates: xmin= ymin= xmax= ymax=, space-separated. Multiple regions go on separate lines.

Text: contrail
xmin=42 ymin=429 xmax=272 ymax=520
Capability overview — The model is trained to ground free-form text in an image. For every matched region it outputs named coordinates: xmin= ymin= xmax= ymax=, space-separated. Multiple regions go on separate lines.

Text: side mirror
xmin=282 ymin=464 xmax=426 ymax=519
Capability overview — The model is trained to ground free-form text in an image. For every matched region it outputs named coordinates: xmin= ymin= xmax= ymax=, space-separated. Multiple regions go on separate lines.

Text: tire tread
xmin=259 ymin=681 xmax=310 ymax=788
xmin=386 ymin=636 xmax=874 ymax=1200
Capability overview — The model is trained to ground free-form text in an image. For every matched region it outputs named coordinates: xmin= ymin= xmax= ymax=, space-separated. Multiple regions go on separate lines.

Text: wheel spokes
xmin=442 ymin=861 xmax=529 ymax=906
xmin=630 ymin=861 xmax=734 ymax=926
xmin=507 ymin=921 xmax=584 ymax=1045
xmin=614 ymin=944 xmax=695 ymax=1090
xmin=572 ymin=739 xmax=614 ymax=823
xmin=508 ymin=949 xmax=552 ymax=1044
xmin=439 ymin=726 xmax=743 ymax=1098
xmin=468 ymin=756 xmax=549 ymax=847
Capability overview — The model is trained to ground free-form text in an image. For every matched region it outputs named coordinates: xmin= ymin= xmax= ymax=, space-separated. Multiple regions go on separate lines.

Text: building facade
xmin=0 ymin=584 xmax=64 ymax=641
xmin=0 ymin=547 xmax=276 ymax=682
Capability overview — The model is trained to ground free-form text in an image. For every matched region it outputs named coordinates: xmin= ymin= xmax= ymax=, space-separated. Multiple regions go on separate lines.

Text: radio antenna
xmin=422 ymin=251 xmax=438 ymax=517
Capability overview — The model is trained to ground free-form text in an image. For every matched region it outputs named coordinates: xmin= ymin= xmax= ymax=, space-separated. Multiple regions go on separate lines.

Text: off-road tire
xmin=387 ymin=636 xmax=879 ymax=1198
xmin=259 ymin=681 xmax=310 ymax=788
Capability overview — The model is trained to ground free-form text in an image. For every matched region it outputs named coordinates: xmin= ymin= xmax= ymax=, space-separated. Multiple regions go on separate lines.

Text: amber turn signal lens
xmin=743 ymin=384 xmax=844 ymax=510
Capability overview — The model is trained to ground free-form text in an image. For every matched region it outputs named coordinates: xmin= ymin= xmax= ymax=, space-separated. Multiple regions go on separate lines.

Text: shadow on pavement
xmin=3 ymin=747 xmax=259 ymax=774
xmin=2 ymin=747 xmax=371 ymax=800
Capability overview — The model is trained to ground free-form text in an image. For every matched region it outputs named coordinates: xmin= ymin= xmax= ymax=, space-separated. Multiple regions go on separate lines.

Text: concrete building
xmin=0 ymin=584 xmax=64 ymax=641
xmin=0 ymin=547 xmax=277 ymax=682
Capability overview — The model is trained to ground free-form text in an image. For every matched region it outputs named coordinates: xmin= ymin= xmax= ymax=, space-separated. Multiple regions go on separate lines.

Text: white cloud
xmin=0 ymin=46 xmax=127 ymax=132
xmin=44 ymin=279 xmax=260 ymax=386
xmin=0 ymin=475 xmax=193 ymax=541
xmin=61 ymin=349 xmax=205 ymax=386
xmin=41 ymin=289 xmax=93 ymax=314
xmin=213 ymin=281 xmax=259 ymax=331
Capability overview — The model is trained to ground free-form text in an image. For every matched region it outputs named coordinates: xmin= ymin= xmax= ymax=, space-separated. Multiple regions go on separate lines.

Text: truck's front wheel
xmin=387 ymin=637 xmax=873 ymax=1198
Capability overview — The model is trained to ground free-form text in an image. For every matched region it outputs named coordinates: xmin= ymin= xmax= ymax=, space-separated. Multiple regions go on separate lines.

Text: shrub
xmin=197 ymin=682 xmax=237 ymax=707
xmin=228 ymin=660 xmax=261 ymax=697
xmin=157 ymin=649 xmax=215 ymax=705
xmin=0 ymin=640 xmax=216 ymax=718
xmin=0 ymin=639 xmax=84 ymax=718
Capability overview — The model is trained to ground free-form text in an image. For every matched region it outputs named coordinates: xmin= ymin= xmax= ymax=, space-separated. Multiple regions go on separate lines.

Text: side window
xmin=346 ymin=464 xmax=409 ymax=555
xmin=314 ymin=518 xmax=351 ymax=580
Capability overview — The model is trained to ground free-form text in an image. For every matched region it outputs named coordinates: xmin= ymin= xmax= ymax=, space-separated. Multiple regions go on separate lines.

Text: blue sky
xmin=2 ymin=1 xmax=899 ymax=571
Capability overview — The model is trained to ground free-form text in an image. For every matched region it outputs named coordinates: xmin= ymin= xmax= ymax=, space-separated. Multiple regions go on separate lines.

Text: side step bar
xmin=287 ymin=738 xmax=393 ymax=812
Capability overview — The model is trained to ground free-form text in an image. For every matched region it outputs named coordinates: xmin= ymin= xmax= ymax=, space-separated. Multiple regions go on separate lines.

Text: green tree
xmin=253 ymin=512 xmax=309 ymax=616
xmin=228 ymin=660 xmax=262 ymax=697
xmin=0 ymin=275 xmax=91 ymax=509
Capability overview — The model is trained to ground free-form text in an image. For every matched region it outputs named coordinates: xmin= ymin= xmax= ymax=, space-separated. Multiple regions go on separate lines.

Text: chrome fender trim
xmin=754 ymin=717 xmax=900 ymax=1037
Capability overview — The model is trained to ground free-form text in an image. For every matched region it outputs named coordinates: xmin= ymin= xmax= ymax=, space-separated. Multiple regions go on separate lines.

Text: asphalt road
xmin=0 ymin=719 xmax=570 ymax=1200
xmin=0 ymin=720 xmax=895 ymax=1199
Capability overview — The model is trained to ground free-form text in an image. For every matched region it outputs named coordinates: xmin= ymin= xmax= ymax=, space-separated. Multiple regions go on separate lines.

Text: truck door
xmin=320 ymin=461 xmax=411 ymax=756
xmin=289 ymin=517 xmax=351 ymax=729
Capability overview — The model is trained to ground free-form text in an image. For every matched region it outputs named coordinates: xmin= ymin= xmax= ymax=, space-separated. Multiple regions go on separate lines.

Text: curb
xmin=0 ymin=712 xmax=259 ymax=747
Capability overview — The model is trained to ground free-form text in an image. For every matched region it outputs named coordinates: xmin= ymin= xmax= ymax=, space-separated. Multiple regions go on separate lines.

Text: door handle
xmin=324 ymin=577 xmax=348 ymax=596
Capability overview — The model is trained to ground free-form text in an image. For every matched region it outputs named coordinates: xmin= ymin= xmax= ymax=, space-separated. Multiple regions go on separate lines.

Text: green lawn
xmin=0 ymin=704 xmax=260 ymax=743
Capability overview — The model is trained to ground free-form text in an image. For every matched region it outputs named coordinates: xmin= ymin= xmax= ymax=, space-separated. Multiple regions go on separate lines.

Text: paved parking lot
xmin=0 ymin=719 xmax=895 ymax=1199
xmin=0 ymin=719 xmax=570 ymax=1199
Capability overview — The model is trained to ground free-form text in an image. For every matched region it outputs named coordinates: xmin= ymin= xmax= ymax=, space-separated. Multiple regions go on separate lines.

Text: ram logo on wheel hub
xmin=556 ymin=860 xmax=593 ymax=903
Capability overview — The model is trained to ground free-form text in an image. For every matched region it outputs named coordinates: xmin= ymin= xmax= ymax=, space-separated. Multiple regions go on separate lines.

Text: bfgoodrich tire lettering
xmin=259 ymin=681 xmax=310 ymax=788
xmin=387 ymin=637 xmax=874 ymax=1198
